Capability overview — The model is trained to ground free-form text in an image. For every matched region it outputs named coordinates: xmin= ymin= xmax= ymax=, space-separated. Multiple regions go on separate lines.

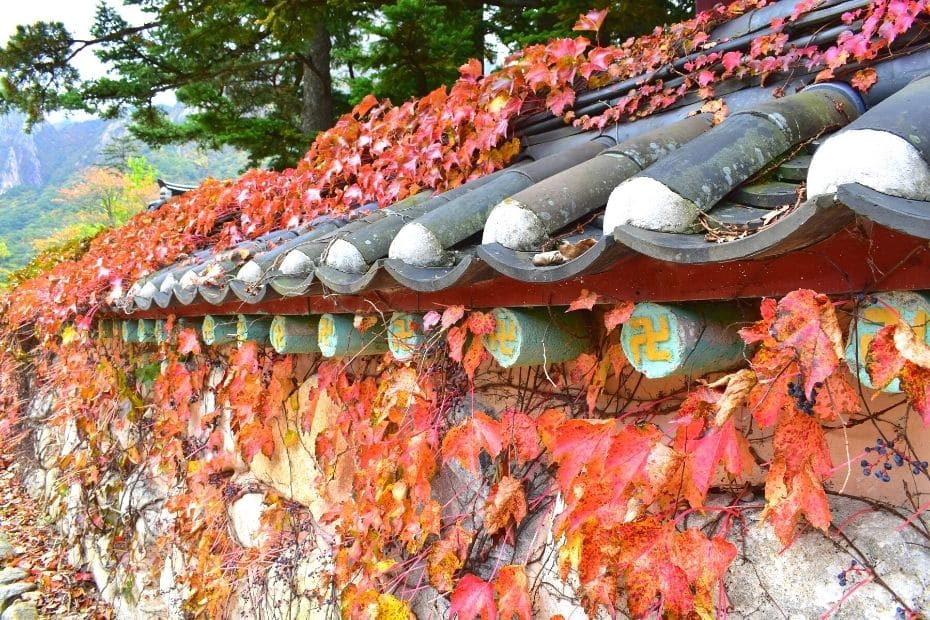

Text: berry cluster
xmin=835 ymin=559 xmax=869 ymax=587
xmin=861 ymin=437 xmax=929 ymax=482
xmin=787 ymin=377 xmax=820 ymax=416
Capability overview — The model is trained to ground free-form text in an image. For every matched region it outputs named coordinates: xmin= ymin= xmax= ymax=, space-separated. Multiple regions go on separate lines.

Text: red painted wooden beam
xmin=124 ymin=224 xmax=930 ymax=319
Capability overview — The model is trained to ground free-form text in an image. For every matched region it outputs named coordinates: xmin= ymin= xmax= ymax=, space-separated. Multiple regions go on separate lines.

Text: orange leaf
xmin=484 ymin=475 xmax=527 ymax=535
xmin=573 ymin=8 xmax=608 ymax=32
xmin=501 ymin=410 xmax=542 ymax=465
xmin=448 ymin=326 xmax=467 ymax=362
xmin=467 ymin=311 xmax=496 ymax=335
xmin=494 ymin=565 xmax=532 ymax=620
xmin=177 ymin=327 xmax=201 ymax=355
xmin=762 ymin=409 xmax=833 ymax=544
xmin=603 ymin=302 xmax=634 ymax=331
xmin=851 ymin=67 xmax=877 ymax=92
xmin=441 ymin=411 xmax=503 ymax=473
xmin=568 ymin=289 xmax=599 ymax=312
xmin=427 ymin=527 xmax=473 ymax=592
xmin=462 ymin=337 xmax=487 ymax=380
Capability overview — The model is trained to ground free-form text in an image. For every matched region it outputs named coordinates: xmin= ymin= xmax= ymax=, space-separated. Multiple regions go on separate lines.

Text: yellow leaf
xmin=61 ymin=325 xmax=78 ymax=345
xmin=488 ymin=92 xmax=509 ymax=114
xmin=283 ymin=428 xmax=299 ymax=449
xmin=376 ymin=593 xmax=414 ymax=620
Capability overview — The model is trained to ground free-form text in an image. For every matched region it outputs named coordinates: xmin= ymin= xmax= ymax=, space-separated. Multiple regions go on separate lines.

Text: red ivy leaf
xmin=462 ymin=337 xmax=487 ymax=380
xmin=494 ymin=565 xmax=532 ymax=620
xmin=762 ymin=409 xmax=833 ymax=544
xmin=466 ymin=311 xmax=496 ymax=335
xmin=603 ymin=302 xmax=634 ymax=332
xmin=447 ymin=325 xmax=467 ymax=362
xmin=178 ymin=327 xmax=201 ymax=355
xmin=442 ymin=305 xmax=466 ymax=329
xmin=484 ymin=475 xmax=527 ymax=535
xmin=442 ymin=411 xmax=503 ymax=473
xmin=900 ymin=363 xmax=930 ymax=426
xmin=568 ymin=288 xmax=599 ymax=312
xmin=450 ymin=574 xmax=497 ymax=620
xmin=573 ymin=8 xmax=608 ymax=32
xmin=501 ymin=409 xmax=542 ymax=465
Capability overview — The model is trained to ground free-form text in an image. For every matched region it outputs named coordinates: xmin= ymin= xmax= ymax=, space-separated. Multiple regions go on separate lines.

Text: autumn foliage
xmin=2 ymin=1 xmax=930 ymax=618
xmin=2 ymin=0 xmax=928 ymax=336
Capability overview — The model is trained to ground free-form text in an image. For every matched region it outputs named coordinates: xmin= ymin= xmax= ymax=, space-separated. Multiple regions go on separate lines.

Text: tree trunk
xmin=300 ymin=18 xmax=334 ymax=136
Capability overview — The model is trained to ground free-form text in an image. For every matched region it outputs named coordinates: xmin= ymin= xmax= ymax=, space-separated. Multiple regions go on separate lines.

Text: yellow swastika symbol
xmin=487 ymin=315 xmax=518 ymax=358
xmin=859 ymin=307 xmax=929 ymax=358
xmin=318 ymin=316 xmax=335 ymax=344
xmin=626 ymin=315 xmax=672 ymax=366
xmin=391 ymin=318 xmax=415 ymax=340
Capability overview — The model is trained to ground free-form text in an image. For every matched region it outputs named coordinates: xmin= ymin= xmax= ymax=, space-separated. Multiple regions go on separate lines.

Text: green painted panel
xmin=387 ymin=313 xmax=425 ymax=361
xmin=317 ymin=314 xmax=389 ymax=358
xmin=483 ymin=307 xmax=592 ymax=368
xmin=621 ymin=302 xmax=745 ymax=379
xmin=202 ymin=315 xmax=238 ymax=346
xmin=237 ymin=314 xmax=273 ymax=345
xmin=270 ymin=316 xmax=321 ymax=354
xmin=136 ymin=319 xmax=157 ymax=343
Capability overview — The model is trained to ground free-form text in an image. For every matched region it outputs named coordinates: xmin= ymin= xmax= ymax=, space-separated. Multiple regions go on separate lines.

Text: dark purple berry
xmin=860 ymin=459 xmax=869 ymax=467
xmin=884 ymin=462 xmax=893 ymax=470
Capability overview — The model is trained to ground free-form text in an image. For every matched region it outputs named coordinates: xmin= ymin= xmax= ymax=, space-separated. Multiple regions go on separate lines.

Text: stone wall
xmin=15 ymin=354 xmax=930 ymax=619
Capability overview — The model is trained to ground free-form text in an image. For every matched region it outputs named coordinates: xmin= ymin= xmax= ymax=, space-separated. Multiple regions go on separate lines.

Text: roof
xmin=104 ymin=1 xmax=930 ymax=319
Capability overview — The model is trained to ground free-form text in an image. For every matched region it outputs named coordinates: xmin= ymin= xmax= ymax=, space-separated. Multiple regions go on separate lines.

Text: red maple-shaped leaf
xmin=500 ymin=409 xmax=542 ymax=465
xmin=669 ymin=529 xmax=738 ymax=617
xmin=900 ymin=363 xmax=930 ymax=426
xmin=467 ymin=311 xmax=497 ymax=335
xmin=442 ymin=305 xmax=466 ymax=329
xmin=603 ymin=301 xmax=634 ymax=332
xmin=494 ymin=565 xmax=532 ymax=620
xmin=770 ymin=290 xmax=844 ymax=397
xmin=680 ymin=416 xmax=754 ymax=507
xmin=447 ymin=326 xmax=467 ymax=362
xmin=867 ymin=324 xmax=905 ymax=390
xmin=762 ymin=409 xmax=833 ymax=544
xmin=572 ymin=8 xmax=608 ymax=33
xmin=462 ymin=337 xmax=487 ymax=380
xmin=568 ymin=288 xmax=599 ymax=312
xmin=451 ymin=574 xmax=497 ymax=620
xmin=867 ymin=321 xmax=930 ymax=425
xmin=442 ymin=411 xmax=503 ymax=473
xmin=484 ymin=475 xmax=527 ymax=535
xmin=177 ymin=327 xmax=201 ymax=355
xmin=240 ymin=420 xmax=275 ymax=461
xmin=546 ymin=418 xmax=615 ymax=492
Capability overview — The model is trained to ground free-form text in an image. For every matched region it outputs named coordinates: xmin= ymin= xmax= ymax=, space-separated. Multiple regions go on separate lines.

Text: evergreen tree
xmin=0 ymin=0 xmax=691 ymax=169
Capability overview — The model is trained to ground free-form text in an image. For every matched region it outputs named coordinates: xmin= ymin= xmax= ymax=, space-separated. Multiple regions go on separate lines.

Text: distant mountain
xmin=0 ymin=114 xmax=47 ymax=194
xmin=0 ymin=110 xmax=251 ymax=278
